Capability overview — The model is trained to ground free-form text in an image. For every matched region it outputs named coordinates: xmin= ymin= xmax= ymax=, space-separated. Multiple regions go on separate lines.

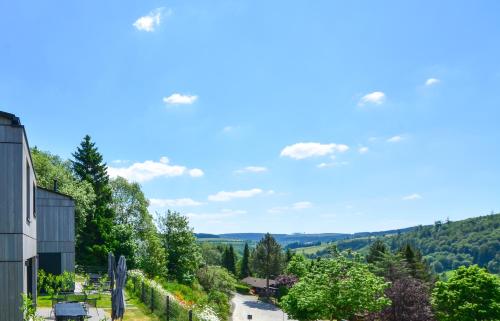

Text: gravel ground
xmin=231 ymin=293 xmax=295 ymax=321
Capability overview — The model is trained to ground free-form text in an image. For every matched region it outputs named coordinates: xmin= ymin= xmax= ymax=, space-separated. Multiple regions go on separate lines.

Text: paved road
xmin=231 ymin=293 xmax=295 ymax=321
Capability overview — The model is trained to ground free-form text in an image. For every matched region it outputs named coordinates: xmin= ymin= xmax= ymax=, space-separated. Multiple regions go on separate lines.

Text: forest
xmin=307 ymin=214 xmax=500 ymax=274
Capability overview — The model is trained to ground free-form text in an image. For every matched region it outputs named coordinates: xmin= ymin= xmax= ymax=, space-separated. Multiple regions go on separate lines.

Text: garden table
xmin=54 ymin=302 xmax=87 ymax=321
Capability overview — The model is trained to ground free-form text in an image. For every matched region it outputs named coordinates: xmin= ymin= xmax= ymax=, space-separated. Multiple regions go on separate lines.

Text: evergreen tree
xmin=251 ymin=233 xmax=284 ymax=290
xmin=399 ymin=244 xmax=432 ymax=281
xmin=222 ymin=245 xmax=237 ymax=275
xmin=366 ymin=239 xmax=388 ymax=264
xmin=71 ymin=135 xmax=114 ymax=266
xmin=239 ymin=243 xmax=251 ymax=279
xmin=285 ymin=248 xmax=293 ymax=263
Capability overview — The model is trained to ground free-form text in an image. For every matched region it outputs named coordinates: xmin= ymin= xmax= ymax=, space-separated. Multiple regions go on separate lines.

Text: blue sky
xmin=2 ymin=1 xmax=500 ymax=233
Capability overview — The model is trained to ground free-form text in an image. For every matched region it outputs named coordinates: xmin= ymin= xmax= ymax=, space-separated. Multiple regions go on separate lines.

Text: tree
xmin=139 ymin=229 xmax=167 ymax=278
xmin=31 ymin=147 xmax=96 ymax=265
xmin=239 ymin=243 xmax=251 ymax=279
xmin=158 ymin=211 xmax=201 ymax=283
xmin=285 ymin=248 xmax=293 ymax=263
xmin=222 ymin=245 xmax=237 ymax=275
xmin=71 ymin=135 xmax=115 ymax=266
xmin=251 ymin=233 xmax=284 ymax=290
xmin=432 ymin=265 xmax=500 ymax=321
xmin=109 ymin=177 xmax=162 ymax=270
xmin=366 ymin=239 xmax=388 ymax=264
xmin=367 ymin=277 xmax=434 ymax=321
xmin=201 ymin=242 xmax=223 ymax=267
xmin=286 ymin=254 xmax=309 ymax=278
xmin=281 ymin=253 xmax=390 ymax=321
xmin=196 ymin=265 xmax=236 ymax=296
xmin=399 ymin=244 xmax=432 ymax=281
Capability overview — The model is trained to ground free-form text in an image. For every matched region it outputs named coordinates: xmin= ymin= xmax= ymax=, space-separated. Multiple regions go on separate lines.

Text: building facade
xmin=0 ymin=111 xmax=38 ymax=321
xmin=0 ymin=111 xmax=76 ymax=320
xmin=36 ymin=187 xmax=75 ymax=276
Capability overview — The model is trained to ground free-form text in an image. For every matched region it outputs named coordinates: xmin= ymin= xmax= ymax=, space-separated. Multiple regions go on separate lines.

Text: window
xmin=26 ymin=161 xmax=31 ymax=223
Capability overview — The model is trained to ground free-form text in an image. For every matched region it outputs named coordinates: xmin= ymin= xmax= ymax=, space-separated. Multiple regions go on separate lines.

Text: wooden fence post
xmin=151 ymin=287 xmax=154 ymax=312
xmin=165 ymin=296 xmax=170 ymax=321
xmin=189 ymin=309 xmax=193 ymax=321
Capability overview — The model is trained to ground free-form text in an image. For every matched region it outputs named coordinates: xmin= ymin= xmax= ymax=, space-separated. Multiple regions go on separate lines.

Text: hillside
xmin=305 ymin=213 xmax=500 ymax=274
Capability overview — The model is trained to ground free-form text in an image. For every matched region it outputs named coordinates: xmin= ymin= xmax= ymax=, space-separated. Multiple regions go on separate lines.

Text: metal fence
xmin=127 ymin=272 xmax=198 ymax=321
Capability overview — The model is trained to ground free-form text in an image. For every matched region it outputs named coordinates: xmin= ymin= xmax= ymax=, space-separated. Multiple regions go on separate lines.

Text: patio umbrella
xmin=112 ymin=255 xmax=127 ymax=320
xmin=108 ymin=252 xmax=115 ymax=291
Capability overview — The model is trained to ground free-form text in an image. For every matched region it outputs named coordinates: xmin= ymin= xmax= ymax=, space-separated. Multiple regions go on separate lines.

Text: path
xmin=231 ymin=293 xmax=295 ymax=321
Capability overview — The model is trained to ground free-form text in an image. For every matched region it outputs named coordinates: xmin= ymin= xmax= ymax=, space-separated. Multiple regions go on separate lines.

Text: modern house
xmin=36 ymin=186 xmax=75 ymax=275
xmin=241 ymin=276 xmax=278 ymax=295
xmin=0 ymin=111 xmax=75 ymax=321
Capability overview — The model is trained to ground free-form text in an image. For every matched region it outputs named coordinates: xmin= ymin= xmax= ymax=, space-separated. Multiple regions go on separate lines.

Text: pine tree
xmin=71 ymin=135 xmax=114 ymax=266
xmin=285 ymin=248 xmax=293 ymax=263
xmin=240 ymin=243 xmax=251 ymax=279
xmin=366 ymin=239 xmax=388 ymax=264
xmin=399 ymin=244 xmax=432 ymax=281
xmin=251 ymin=233 xmax=284 ymax=291
xmin=223 ymin=245 xmax=237 ymax=275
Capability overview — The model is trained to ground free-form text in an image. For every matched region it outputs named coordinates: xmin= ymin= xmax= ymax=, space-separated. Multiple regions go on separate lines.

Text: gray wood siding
xmin=0 ymin=143 xmax=22 ymax=234
xmin=0 ymin=262 xmax=23 ymax=321
xmin=0 ymin=234 xmax=22 ymax=261
xmin=61 ymin=253 xmax=75 ymax=273
xmin=36 ymin=188 xmax=75 ymax=274
xmin=0 ymin=117 xmax=38 ymax=321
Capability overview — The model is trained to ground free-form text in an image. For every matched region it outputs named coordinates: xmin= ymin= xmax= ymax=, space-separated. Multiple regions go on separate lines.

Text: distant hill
xmin=196 ymin=226 xmax=417 ymax=246
xmin=306 ymin=213 xmax=500 ymax=274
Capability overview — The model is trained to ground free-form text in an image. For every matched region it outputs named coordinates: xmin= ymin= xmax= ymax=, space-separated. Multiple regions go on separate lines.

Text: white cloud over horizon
xmin=108 ymin=157 xmax=204 ymax=182
xmin=208 ymin=188 xmax=264 ymax=202
xmin=403 ymin=193 xmax=422 ymax=201
xmin=163 ymin=93 xmax=198 ymax=105
xmin=149 ymin=198 xmax=204 ymax=208
xmin=280 ymin=142 xmax=349 ymax=160
xmin=187 ymin=209 xmax=247 ymax=220
xmin=268 ymin=201 xmax=313 ymax=214
xmin=358 ymin=91 xmax=386 ymax=106
xmin=133 ymin=8 xmax=169 ymax=32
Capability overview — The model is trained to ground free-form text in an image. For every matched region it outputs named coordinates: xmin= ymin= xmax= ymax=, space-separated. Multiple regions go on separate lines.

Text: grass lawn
xmin=37 ymin=290 xmax=161 ymax=321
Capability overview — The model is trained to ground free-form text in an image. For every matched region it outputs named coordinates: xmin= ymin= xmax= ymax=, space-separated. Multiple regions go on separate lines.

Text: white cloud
xmin=316 ymin=161 xmax=349 ymax=168
xmin=133 ymin=8 xmax=169 ymax=32
xmin=108 ymin=157 xmax=203 ymax=182
xmin=359 ymin=146 xmax=369 ymax=154
xmin=222 ymin=126 xmax=234 ymax=133
xmin=403 ymin=193 xmax=422 ymax=201
xmin=235 ymin=166 xmax=268 ymax=174
xmin=189 ymin=168 xmax=204 ymax=177
xmin=280 ymin=142 xmax=349 ymax=160
xmin=359 ymin=91 xmax=386 ymax=106
xmin=149 ymin=198 xmax=203 ymax=207
xmin=111 ymin=159 xmax=130 ymax=164
xmin=268 ymin=201 xmax=313 ymax=214
xmin=425 ymin=78 xmax=440 ymax=86
xmin=208 ymin=188 xmax=263 ymax=202
xmin=387 ymin=135 xmax=403 ymax=143
xmin=187 ymin=209 xmax=247 ymax=220
xmin=292 ymin=201 xmax=313 ymax=210
xmin=163 ymin=93 xmax=198 ymax=105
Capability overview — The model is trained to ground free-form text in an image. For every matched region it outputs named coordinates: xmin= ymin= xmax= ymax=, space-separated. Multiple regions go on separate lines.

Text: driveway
xmin=231 ymin=293 xmax=295 ymax=321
